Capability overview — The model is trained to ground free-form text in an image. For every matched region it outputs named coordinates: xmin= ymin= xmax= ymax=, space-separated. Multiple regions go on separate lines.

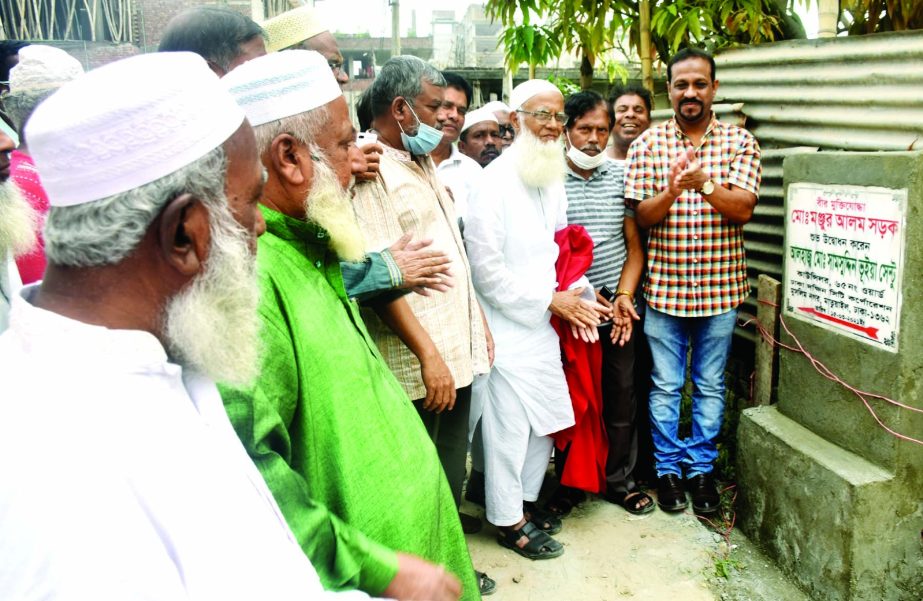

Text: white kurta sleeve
xmin=465 ymin=179 xmax=554 ymax=329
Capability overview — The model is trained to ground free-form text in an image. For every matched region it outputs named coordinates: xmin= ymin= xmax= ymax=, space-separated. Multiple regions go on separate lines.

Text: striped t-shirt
xmin=564 ymin=158 xmax=627 ymax=291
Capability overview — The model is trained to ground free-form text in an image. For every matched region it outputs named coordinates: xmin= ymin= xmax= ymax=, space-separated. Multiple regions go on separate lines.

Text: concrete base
xmin=737 ymin=406 xmax=923 ymax=601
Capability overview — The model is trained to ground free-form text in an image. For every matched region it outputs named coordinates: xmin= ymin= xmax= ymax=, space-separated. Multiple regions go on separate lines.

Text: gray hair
xmin=158 ymin=6 xmax=264 ymax=74
xmin=4 ymin=88 xmax=56 ymax=136
xmin=368 ymin=55 xmax=445 ymax=118
xmin=44 ymin=146 xmax=227 ymax=268
xmin=252 ymin=104 xmax=330 ymax=153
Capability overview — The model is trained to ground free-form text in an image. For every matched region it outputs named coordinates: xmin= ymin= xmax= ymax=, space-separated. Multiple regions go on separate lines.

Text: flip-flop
xmin=497 ymin=520 xmax=564 ymax=560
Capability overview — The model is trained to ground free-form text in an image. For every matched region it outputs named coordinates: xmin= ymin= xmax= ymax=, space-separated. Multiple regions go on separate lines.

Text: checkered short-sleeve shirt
xmin=624 ymin=115 xmax=762 ymax=317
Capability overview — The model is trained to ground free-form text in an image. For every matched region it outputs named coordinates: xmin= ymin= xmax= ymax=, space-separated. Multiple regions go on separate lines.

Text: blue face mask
xmin=398 ymin=101 xmax=444 ymax=156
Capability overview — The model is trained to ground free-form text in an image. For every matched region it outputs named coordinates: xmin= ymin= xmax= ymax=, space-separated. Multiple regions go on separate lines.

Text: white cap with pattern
xmin=222 ymin=50 xmax=341 ymax=128
xmin=9 ymin=45 xmax=83 ymax=92
xmin=26 ymin=52 xmax=245 ymax=208
xmin=262 ymin=5 xmax=327 ymax=53
xmin=460 ymin=107 xmax=499 ymax=134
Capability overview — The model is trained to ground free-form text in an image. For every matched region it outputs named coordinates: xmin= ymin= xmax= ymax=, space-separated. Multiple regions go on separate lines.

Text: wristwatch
xmin=701 ymin=179 xmax=715 ymax=195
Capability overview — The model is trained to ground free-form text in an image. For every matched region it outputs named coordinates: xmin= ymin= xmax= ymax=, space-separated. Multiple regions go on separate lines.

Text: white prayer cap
xmin=9 ymin=45 xmax=83 ymax=92
xmin=223 ymin=50 xmax=341 ymax=128
xmin=481 ymin=100 xmax=511 ymax=114
xmin=262 ymin=6 xmax=327 ymax=53
xmin=460 ymin=107 xmax=499 ymax=134
xmin=26 ymin=52 xmax=245 ymax=208
xmin=509 ymin=80 xmax=561 ymax=111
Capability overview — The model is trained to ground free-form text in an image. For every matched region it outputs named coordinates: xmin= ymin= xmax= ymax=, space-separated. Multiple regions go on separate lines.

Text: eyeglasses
xmin=497 ymin=124 xmax=515 ymax=138
xmin=517 ymin=109 xmax=569 ymax=126
xmin=328 ymin=60 xmax=344 ymax=75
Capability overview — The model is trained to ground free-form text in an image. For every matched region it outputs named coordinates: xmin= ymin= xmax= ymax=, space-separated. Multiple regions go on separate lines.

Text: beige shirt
xmin=352 ymin=145 xmax=489 ymax=399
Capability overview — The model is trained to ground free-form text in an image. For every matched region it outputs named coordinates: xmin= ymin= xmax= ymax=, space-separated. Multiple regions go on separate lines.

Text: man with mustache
xmin=465 ymin=79 xmax=610 ymax=560
xmin=159 ymin=5 xmax=452 ymax=304
xmin=625 ymin=47 xmax=761 ymax=515
xmin=0 ymin=52 xmax=377 ymax=599
xmin=219 ymin=51 xmax=470 ymax=601
xmin=432 ymin=71 xmax=482 ymax=225
xmin=606 ymin=84 xmax=653 ymax=162
xmin=554 ymin=90 xmax=649 ymax=515
xmin=351 ymin=55 xmax=492 ymax=597
xmin=458 ymin=107 xmax=502 ymax=168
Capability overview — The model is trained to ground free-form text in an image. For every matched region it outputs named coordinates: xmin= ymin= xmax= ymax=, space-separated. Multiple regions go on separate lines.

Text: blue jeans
xmin=644 ymin=306 xmax=738 ymax=478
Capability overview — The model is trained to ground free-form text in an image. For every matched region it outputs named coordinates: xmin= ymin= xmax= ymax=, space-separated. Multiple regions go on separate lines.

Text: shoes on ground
xmin=656 ymin=473 xmax=688 ymax=512
xmin=686 ymin=472 xmax=720 ymax=515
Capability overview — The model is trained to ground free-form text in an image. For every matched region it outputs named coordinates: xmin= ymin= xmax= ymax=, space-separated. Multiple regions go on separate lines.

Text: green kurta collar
xmin=259 ymin=204 xmax=329 ymax=245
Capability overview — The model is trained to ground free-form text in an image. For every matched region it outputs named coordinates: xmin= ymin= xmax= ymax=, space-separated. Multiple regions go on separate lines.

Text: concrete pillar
xmin=738 ymin=151 xmax=923 ymax=601
xmin=817 ymin=0 xmax=838 ymax=38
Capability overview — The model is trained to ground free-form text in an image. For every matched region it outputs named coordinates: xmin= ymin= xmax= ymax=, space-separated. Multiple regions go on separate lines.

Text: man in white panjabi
xmin=465 ymin=80 xmax=610 ymax=560
xmin=0 ymin=52 xmax=378 ymax=600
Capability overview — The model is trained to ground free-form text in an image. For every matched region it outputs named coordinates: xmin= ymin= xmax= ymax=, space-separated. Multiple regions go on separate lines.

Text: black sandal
xmin=497 ymin=520 xmax=564 ymax=560
xmin=607 ymin=488 xmax=656 ymax=515
xmin=545 ymin=485 xmax=586 ymax=517
xmin=523 ymin=501 xmax=563 ymax=535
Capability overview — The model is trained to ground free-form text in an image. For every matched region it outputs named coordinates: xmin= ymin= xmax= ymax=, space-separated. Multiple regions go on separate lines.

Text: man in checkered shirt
xmin=624 ymin=48 xmax=761 ymax=515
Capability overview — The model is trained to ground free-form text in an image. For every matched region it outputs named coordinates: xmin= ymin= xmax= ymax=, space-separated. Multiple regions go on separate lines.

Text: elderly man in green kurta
xmin=218 ymin=51 xmax=477 ymax=601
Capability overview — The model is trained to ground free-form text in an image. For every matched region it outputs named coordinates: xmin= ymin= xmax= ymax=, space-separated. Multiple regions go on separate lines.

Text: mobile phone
xmin=599 ymin=285 xmax=616 ymax=302
xmin=356 ymin=131 xmax=378 ymax=147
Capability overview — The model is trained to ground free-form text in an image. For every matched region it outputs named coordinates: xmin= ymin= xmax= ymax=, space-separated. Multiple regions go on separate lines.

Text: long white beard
xmin=305 ymin=159 xmax=366 ymax=262
xmin=163 ymin=200 xmax=261 ymax=387
xmin=513 ymin=125 xmax=566 ymax=188
xmin=0 ymin=180 xmax=38 ymax=258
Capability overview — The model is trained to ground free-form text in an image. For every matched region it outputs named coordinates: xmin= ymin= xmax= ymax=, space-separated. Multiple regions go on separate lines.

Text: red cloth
xmin=550 ymin=225 xmax=608 ymax=494
xmin=11 ymin=151 xmax=48 ymax=284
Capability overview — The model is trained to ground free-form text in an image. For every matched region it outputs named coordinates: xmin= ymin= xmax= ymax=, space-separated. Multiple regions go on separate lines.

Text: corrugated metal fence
xmin=703 ymin=30 xmax=923 ymax=340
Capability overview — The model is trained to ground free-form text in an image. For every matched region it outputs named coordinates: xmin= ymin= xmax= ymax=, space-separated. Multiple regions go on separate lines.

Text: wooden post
xmin=753 ymin=274 xmax=782 ymax=406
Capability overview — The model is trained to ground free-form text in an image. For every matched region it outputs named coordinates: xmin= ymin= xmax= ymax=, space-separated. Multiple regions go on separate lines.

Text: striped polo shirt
xmin=564 ymin=158 xmax=628 ymax=291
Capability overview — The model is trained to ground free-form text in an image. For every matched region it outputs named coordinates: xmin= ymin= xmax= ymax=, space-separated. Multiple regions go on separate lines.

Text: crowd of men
xmin=0 ymin=4 xmax=761 ymax=600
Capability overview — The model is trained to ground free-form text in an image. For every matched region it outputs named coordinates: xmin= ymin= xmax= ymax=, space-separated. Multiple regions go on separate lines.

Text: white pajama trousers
xmin=481 ymin=371 xmax=554 ymax=527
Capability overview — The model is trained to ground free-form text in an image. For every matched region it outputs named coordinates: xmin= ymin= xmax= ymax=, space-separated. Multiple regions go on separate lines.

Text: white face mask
xmin=566 ymin=132 xmax=607 ymax=170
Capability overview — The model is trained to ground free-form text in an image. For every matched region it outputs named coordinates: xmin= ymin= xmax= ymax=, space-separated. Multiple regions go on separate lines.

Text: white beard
xmin=513 ymin=125 xmax=566 ymax=188
xmin=163 ymin=200 xmax=261 ymax=387
xmin=305 ymin=159 xmax=366 ymax=262
xmin=0 ymin=180 xmax=38 ymax=258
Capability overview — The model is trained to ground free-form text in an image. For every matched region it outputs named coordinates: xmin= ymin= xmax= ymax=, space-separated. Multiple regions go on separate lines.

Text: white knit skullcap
xmin=26 ymin=52 xmax=245 ymax=208
xmin=262 ymin=6 xmax=327 ymax=53
xmin=509 ymin=80 xmax=561 ymax=111
xmin=223 ymin=50 xmax=341 ymax=128
xmin=460 ymin=107 xmax=499 ymax=134
xmin=481 ymin=100 xmax=511 ymax=114
xmin=9 ymin=45 xmax=83 ymax=92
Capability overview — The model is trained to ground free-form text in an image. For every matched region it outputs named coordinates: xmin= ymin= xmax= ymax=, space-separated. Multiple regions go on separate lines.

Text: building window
xmin=0 ymin=0 xmax=135 ymax=42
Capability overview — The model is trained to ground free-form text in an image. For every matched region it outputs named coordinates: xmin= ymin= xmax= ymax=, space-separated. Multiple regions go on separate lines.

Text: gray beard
xmin=304 ymin=159 xmax=366 ymax=262
xmin=0 ymin=180 xmax=38 ymax=258
xmin=163 ymin=200 xmax=261 ymax=387
xmin=513 ymin=126 xmax=566 ymax=188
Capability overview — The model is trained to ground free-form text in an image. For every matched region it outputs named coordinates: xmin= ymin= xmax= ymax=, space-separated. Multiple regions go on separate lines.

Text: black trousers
xmin=414 ymin=385 xmax=472 ymax=508
xmin=600 ymin=325 xmax=639 ymax=493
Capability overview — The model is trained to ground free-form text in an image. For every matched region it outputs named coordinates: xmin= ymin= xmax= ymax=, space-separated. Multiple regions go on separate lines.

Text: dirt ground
xmin=462 ymin=492 xmax=814 ymax=601
xmin=463 ymin=494 xmax=720 ymax=601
